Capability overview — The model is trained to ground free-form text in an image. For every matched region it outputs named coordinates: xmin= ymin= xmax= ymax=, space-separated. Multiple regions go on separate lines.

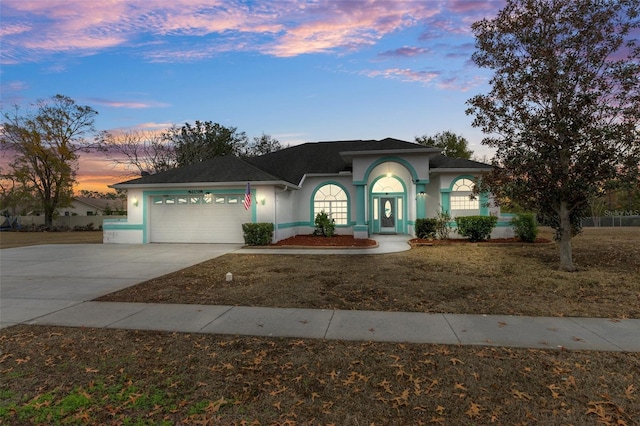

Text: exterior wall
xmin=292 ymin=175 xmax=355 ymax=236
xmin=58 ymin=200 xmax=104 ymax=217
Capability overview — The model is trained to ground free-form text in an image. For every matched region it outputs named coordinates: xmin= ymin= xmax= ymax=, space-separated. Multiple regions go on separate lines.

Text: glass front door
xmin=380 ymin=197 xmax=396 ymax=233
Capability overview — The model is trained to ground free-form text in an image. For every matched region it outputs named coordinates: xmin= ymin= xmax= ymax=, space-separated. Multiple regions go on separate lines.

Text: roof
xmin=246 ymin=138 xmax=435 ymax=185
xmin=113 ymin=155 xmax=281 ymax=187
xmin=112 ymin=138 xmax=491 ymax=187
xmin=73 ymin=197 xmax=120 ymax=211
xmin=429 ymin=155 xmax=493 ymax=171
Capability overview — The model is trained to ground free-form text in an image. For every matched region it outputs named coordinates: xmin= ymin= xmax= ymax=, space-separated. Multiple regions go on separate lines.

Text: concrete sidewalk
xmin=3 ymin=236 xmax=638 ymax=352
xmin=21 ymin=301 xmax=640 ymax=352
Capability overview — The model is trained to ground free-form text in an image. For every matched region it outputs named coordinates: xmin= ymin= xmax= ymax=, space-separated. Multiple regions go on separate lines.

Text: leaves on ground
xmin=1 ymin=326 xmax=638 ymax=425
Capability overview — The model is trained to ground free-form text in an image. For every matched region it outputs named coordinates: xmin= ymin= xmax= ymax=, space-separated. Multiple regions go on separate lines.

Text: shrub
xmin=511 ymin=213 xmax=538 ymax=242
xmin=435 ymin=209 xmax=452 ymax=240
xmin=242 ymin=223 xmax=274 ymax=245
xmin=313 ymin=211 xmax=335 ymax=237
xmin=415 ymin=218 xmax=437 ymax=239
xmin=455 ymin=215 xmax=498 ymax=242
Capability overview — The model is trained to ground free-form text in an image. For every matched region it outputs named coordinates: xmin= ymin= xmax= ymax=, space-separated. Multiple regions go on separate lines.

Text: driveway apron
xmin=0 ymin=243 xmax=241 ymax=327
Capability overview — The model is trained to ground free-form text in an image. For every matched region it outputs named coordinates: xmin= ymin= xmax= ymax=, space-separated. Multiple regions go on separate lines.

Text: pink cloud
xmin=364 ymin=68 xmax=440 ymax=85
xmin=87 ymin=98 xmax=170 ymax=109
xmin=378 ymin=46 xmax=430 ymax=58
xmin=2 ymin=0 xmax=445 ymax=61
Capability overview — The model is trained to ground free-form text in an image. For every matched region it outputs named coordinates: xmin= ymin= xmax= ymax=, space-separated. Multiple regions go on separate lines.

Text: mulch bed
xmin=271 ymin=234 xmax=378 ymax=247
xmin=409 ymin=237 xmax=553 ymax=247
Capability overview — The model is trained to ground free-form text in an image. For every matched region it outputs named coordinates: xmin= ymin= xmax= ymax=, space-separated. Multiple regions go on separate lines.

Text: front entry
xmin=380 ymin=197 xmax=396 ymax=234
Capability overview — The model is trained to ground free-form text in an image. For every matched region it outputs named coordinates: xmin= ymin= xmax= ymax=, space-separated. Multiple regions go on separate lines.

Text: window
xmin=177 ymin=197 xmax=188 ymax=204
xmin=153 ymin=197 xmax=163 ymax=205
xmin=450 ymin=178 xmax=479 ymax=215
xmin=203 ymin=194 xmax=213 ymax=204
xmin=313 ymin=184 xmax=348 ymax=225
xmin=215 ymin=197 xmax=225 ymax=204
xmin=372 ymin=176 xmax=403 ymax=193
xmin=228 ymin=196 xmax=239 ymax=204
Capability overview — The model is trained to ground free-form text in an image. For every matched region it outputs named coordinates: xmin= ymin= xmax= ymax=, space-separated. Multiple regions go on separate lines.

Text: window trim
xmin=311 ymin=182 xmax=350 ymax=226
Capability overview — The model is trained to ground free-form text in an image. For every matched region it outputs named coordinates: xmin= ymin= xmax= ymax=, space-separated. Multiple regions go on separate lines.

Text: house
xmin=104 ymin=138 xmax=512 ymax=244
xmin=58 ymin=197 xmax=125 ymax=217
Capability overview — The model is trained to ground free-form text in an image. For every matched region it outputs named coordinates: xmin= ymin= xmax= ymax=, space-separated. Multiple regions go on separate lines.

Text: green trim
xmin=369 ymin=174 xmax=408 ymax=235
xmin=355 ymin=184 xmax=366 ymax=227
xmin=103 ymin=223 xmax=144 ymax=231
xmin=309 ymin=181 xmax=351 ymax=226
xmin=141 ymin=187 xmax=257 ymax=243
xmin=354 ymin=156 xmax=423 ymax=185
xmin=443 ymin=175 xmax=489 ymax=218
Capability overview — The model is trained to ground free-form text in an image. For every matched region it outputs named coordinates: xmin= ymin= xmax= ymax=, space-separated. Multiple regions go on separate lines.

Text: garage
xmin=149 ymin=193 xmax=250 ymax=243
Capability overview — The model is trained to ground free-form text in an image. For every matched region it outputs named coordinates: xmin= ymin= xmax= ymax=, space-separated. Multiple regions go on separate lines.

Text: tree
xmin=97 ymin=129 xmax=176 ymax=176
xmin=0 ymin=170 xmax=37 ymax=216
xmin=243 ymin=133 xmax=284 ymax=157
xmin=415 ymin=131 xmax=474 ymax=159
xmin=0 ymin=95 xmax=98 ymax=226
xmin=466 ymin=0 xmax=640 ymax=271
xmin=165 ymin=121 xmax=248 ymax=167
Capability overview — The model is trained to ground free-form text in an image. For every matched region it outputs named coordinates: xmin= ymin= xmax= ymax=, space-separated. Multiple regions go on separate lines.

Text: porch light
xmin=258 ymin=196 xmax=266 ymax=205
xmin=132 ymin=197 xmax=139 ymax=207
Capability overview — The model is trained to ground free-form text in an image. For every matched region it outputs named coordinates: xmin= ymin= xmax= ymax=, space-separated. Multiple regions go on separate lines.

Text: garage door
xmin=149 ymin=193 xmax=250 ymax=243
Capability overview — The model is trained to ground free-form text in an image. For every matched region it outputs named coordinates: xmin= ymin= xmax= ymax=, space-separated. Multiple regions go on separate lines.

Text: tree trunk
xmin=44 ymin=206 xmax=54 ymax=227
xmin=558 ymin=201 xmax=576 ymax=271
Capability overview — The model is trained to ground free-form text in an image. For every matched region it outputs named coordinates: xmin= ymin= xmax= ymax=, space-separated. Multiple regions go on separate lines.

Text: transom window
xmin=372 ymin=176 xmax=403 ymax=193
xmin=313 ymin=184 xmax=348 ymax=225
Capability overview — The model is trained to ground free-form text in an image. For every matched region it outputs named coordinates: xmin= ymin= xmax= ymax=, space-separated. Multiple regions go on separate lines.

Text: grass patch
xmin=1 ymin=326 xmax=638 ymax=425
xmin=98 ymin=227 xmax=640 ymax=318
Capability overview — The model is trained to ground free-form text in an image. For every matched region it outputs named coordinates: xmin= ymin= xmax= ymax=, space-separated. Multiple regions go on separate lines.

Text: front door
xmin=380 ymin=197 xmax=396 ymax=233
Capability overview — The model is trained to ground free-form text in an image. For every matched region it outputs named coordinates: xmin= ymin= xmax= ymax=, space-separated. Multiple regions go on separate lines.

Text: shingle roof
xmin=246 ymin=138 xmax=430 ymax=185
xmin=429 ymin=155 xmax=493 ymax=170
xmin=113 ymin=155 xmax=280 ymax=187
xmin=112 ymin=138 xmax=490 ymax=187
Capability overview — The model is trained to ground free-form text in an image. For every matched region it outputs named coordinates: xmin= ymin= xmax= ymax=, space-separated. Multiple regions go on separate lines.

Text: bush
xmin=435 ymin=209 xmax=452 ymax=240
xmin=511 ymin=213 xmax=538 ymax=242
xmin=415 ymin=218 xmax=437 ymax=239
xmin=313 ymin=211 xmax=335 ymax=237
xmin=455 ymin=215 xmax=498 ymax=242
xmin=242 ymin=223 xmax=274 ymax=245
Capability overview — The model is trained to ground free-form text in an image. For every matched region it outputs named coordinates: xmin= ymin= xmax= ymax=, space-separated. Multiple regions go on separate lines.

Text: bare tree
xmin=97 ymin=129 xmax=176 ymax=176
xmin=1 ymin=95 xmax=98 ymax=226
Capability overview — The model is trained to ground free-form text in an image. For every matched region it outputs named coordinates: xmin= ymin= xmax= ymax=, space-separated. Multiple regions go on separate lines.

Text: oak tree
xmin=1 ymin=95 xmax=98 ymax=226
xmin=416 ymin=131 xmax=474 ymax=159
xmin=166 ymin=121 xmax=248 ymax=167
xmin=466 ymin=0 xmax=640 ymax=270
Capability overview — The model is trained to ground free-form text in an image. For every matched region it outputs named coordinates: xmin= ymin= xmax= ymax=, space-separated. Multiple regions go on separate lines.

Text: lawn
xmin=0 ymin=230 xmax=103 ymax=249
xmin=98 ymin=227 xmax=640 ymax=319
xmin=1 ymin=227 xmax=639 ymax=425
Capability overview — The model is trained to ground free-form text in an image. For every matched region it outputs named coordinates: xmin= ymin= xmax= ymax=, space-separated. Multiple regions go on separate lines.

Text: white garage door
xmin=149 ymin=194 xmax=250 ymax=243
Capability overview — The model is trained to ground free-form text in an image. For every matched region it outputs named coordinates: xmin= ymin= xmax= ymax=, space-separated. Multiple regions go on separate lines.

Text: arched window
xmin=450 ymin=178 xmax=479 ymax=216
xmin=313 ymin=184 xmax=348 ymax=225
xmin=372 ymin=176 xmax=403 ymax=193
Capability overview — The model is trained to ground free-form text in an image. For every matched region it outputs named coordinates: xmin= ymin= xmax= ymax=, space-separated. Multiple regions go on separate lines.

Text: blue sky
xmin=1 ymin=0 xmax=503 ymax=192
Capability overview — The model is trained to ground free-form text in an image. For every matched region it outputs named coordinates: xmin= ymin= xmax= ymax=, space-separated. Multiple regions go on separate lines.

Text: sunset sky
xmin=1 ymin=0 xmax=504 ymax=193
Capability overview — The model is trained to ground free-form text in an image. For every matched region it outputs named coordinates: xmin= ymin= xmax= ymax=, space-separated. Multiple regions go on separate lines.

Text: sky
xmin=1 ymin=0 xmax=505 ymax=193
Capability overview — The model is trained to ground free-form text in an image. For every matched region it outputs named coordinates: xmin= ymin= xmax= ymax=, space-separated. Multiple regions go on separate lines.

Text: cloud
xmin=1 ymin=0 xmax=444 ymax=62
xmin=377 ymin=46 xmax=430 ymax=59
xmin=364 ymin=68 xmax=440 ymax=85
xmin=87 ymin=98 xmax=170 ymax=109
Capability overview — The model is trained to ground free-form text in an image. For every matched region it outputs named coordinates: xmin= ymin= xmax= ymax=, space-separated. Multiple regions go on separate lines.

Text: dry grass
xmin=2 ymin=227 xmax=640 ymax=424
xmin=0 ymin=231 xmax=103 ymax=249
xmin=99 ymin=227 xmax=640 ymax=319
xmin=1 ymin=326 xmax=638 ymax=425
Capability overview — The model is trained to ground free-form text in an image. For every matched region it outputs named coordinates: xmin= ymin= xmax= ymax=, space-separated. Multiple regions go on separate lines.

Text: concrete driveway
xmin=0 ymin=243 xmax=242 ymax=328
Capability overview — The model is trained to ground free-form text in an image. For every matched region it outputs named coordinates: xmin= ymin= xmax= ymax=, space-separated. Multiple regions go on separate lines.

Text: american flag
xmin=243 ymin=182 xmax=251 ymax=210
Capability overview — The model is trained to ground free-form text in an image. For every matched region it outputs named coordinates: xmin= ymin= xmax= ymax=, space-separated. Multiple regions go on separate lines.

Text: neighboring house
xmin=105 ymin=138 xmax=512 ymax=244
xmin=58 ymin=197 xmax=125 ymax=217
